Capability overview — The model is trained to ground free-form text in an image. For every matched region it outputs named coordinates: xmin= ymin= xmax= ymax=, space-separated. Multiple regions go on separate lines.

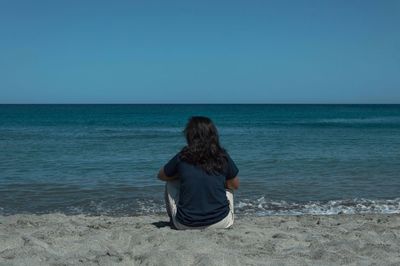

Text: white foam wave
xmin=317 ymin=117 xmax=400 ymax=124
xmin=2 ymin=198 xmax=399 ymax=217
xmin=236 ymin=197 xmax=400 ymax=216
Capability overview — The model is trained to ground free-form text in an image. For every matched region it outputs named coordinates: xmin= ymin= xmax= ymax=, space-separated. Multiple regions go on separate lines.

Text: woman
xmin=157 ymin=116 xmax=240 ymax=230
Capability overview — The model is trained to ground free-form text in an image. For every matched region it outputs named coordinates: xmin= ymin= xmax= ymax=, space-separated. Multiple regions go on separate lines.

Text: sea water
xmin=1 ymin=104 xmax=399 ymax=216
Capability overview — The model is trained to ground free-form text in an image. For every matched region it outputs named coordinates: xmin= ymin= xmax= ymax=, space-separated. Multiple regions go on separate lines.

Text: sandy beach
xmin=0 ymin=213 xmax=399 ymax=266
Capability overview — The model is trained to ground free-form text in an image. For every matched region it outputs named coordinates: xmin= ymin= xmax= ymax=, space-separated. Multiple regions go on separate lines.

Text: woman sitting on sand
xmin=157 ymin=116 xmax=240 ymax=230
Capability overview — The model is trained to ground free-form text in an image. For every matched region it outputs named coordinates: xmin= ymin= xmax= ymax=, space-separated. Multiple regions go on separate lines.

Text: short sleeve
xmin=163 ymin=152 xmax=181 ymax=177
xmin=225 ymin=153 xmax=239 ymax=180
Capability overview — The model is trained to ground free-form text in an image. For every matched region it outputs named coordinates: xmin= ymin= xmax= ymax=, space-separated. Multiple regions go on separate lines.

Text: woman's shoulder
xmin=174 ymin=151 xmax=183 ymax=161
xmin=222 ymin=149 xmax=235 ymax=163
xmin=222 ymin=150 xmax=239 ymax=179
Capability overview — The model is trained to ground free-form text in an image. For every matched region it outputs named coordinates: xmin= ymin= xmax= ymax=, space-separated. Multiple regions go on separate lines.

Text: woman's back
xmin=158 ymin=116 xmax=239 ymax=229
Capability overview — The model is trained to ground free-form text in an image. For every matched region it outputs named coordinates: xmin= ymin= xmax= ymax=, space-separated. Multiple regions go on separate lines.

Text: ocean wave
xmin=1 ymin=198 xmax=399 ymax=217
xmin=315 ymin=117 xmax=400 ymax=124
xmin=266 ymin=117 xmax=400 ymax=127
xmin=236 ymin=197 xmax=400 ymax=216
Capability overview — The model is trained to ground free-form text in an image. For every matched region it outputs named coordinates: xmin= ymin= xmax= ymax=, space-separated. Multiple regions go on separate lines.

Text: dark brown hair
xmin=179 ymin=116 xmax=228 ymax=175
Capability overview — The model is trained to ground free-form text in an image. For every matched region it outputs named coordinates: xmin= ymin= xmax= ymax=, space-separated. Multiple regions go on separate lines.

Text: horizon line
xmin=0 ymin=103 xmax=400 ymax=105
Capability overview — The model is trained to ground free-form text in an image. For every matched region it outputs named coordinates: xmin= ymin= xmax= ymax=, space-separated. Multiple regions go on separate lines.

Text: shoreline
xmin=1 ymin=213 xmax=399 ymax=265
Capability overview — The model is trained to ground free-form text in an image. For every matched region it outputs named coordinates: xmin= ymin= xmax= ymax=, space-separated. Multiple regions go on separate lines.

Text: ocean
xmin=1 ymin=104 xmax=399 ymax=216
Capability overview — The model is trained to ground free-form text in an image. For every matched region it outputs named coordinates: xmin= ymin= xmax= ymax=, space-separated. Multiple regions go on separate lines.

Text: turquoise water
xmin=1 ymin=104 xmax=400 ymax=216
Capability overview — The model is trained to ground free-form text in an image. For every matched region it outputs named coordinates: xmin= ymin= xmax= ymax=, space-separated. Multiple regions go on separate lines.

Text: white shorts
xmin=164 ymin=179 xmax=234 ymax=230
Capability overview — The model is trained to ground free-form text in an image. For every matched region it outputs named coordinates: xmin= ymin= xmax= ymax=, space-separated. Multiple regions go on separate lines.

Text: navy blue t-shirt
xmin=163 ymin=151 xmax=239 ymax=227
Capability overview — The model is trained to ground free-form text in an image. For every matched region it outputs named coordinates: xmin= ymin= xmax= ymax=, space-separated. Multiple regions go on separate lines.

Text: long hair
xmin=179 ymin=116 xmax=228 ymax=175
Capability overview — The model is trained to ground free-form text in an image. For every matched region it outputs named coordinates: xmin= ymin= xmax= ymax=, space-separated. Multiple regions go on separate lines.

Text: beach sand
xmin=0 ymin=213 xmax=399 ymax=266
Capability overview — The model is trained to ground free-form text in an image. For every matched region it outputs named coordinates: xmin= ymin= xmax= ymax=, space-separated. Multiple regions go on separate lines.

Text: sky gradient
xmin=0 ymin=0 xmax=399 ymax=103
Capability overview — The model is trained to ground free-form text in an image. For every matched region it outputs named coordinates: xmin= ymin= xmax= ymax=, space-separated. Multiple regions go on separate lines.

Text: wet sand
xmin=0 ymin=213 xmax=399 ymax=266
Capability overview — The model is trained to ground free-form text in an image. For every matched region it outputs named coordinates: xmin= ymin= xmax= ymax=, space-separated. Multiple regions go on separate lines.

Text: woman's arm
xmin=225 ymin=176 xmax=239 ymax=190
xmin=157 ymin=167 xmax=179 ymax=181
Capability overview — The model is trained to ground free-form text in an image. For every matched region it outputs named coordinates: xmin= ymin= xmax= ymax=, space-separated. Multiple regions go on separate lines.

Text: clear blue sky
xmin=0 ymin=0 xmax=399 ymax=103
